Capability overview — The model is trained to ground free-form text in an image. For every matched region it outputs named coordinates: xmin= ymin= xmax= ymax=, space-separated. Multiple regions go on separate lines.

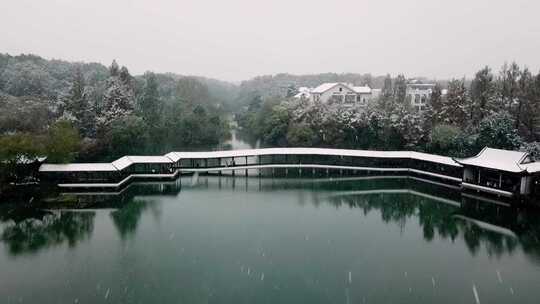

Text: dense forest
xmin=237 ymin=64 xmax=540 ymax=159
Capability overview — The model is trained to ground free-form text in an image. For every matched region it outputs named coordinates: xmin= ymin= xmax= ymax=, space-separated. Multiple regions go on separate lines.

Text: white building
xmin=293 ymin=87 xmax=313 ymax=100
xmin=406 ymin=82 xmax=435 ymax=113
xmin=295 ymin=83 xmax=373 ymax=107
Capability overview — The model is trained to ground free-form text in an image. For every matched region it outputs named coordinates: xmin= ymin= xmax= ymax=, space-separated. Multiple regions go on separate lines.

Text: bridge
xmin=38 ymin=147 xmax=540 ymax=200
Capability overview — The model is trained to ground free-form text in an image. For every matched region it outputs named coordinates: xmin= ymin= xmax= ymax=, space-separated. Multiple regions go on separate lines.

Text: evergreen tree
xmin=45 ymin=120 xmax=81 ymax=163
xmin=175 ymin=77 xmax=212 ymax=106
xmin=440 ymin=78 xmax=468 ymax=126
xmin=138 ymin=72 xmax=161 ymax=129
xmin=380 ymin=74 xmax=393 ymax=109
xmin=67 ymin=66 xmax=95 ymax=137
xmin=499 ymin=62 xmax=520 ymax=110
xmin=119 ymin=66 xmax=132 ymax=84
xmin=476 ymin=112 xmax=522 ymax=150
xmin=98 ymin=61 xmax=135 ymax=127
xmin=285 ymin=84 xmax=297 ymax=98
xmin=429 ymin=83 xmax=443 ymax=124
xmin=109 ymin=59 xmax=119 ymax=76
xmin=533 ymin=72 xmax=540 ymax=140
xmin=470 ymin=66 xmax=496 ymax=126
xmin=516 ymin=68 xmax=536 ymax=139
xmin=393 ymin=74 xmax=407 ymax=104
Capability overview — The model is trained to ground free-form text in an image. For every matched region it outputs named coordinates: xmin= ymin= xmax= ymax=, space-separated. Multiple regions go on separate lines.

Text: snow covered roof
xmin=172 ymin=148 xmax=460 ymax=167
xmin=41 ymin=156 xmax=175 ymax=172
xmin=40 ymin=163 xmax=118 ymax=172
xmin=311 ymin=83 xmax=372 ymax=95
xmin=298 ymin=87 xmax=312 ymax=93
xmin=311 ymin=83 xmax=342 ymax=93
xmin=112 ymin=156 xmax=174 ymax=170
xmin=165 ymin=152 xmax=182 ymax=162
xmin=353 ymin=86 xmax=371 ymax=94
xmin=40 ymin=148 xmax=462 ymax=173
xmin=521 ymin=162 xmax=540 ymax=173
xmin=407 ymin=83 xmax=435 ymax=87
xmin=294 ymin=92 xmax=311 ymax=99
xmin=455 ymin=147 xmax=529 ymax=173
xmin=126 ymin=156 xmax=174 ymax=164
xmin=111 ymin=156 xmax=133 ymax=170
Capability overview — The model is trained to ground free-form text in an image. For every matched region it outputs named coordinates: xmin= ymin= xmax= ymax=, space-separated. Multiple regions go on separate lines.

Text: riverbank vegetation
xmin=236 ymin=64 xmax=540 ymax=158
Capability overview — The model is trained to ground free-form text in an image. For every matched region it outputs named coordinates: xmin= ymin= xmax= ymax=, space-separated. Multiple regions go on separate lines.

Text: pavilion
xmin=455 ymin=147 xmax=536 ymax=197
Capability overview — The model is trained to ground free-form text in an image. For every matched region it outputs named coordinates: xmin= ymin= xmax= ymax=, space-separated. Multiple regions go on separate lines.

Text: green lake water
xmin=1 ymin=175 xmax=540 ymax=304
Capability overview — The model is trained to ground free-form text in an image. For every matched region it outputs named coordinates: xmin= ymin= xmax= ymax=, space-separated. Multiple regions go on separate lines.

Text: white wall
xmin=311 ymin=84 xmax=372 ymax=106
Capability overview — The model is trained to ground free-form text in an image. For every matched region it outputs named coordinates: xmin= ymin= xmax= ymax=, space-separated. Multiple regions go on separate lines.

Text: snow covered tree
xmin=65 ymin=66 xmax=95 ymax=137
xmin=109 ymin=60 xmax=120 ymax=77
xmin=476 ymin=111 xmax=522 ymax=150
xmin=470 ymin=66 xmax=497 ymax=126
xmin=425 ymin=83 xmax=443 ymax=126
xmin=285 ymin=84 xmax=297 ymax=98
xmin=440 ymin=78 xmax=469 ymax=126
xmin=499 ymin=62 xmax=520 ymax=111
xmin=0 ymin=60 xmax=55 ymax=98
xmin=97 ymin=61 xmax=135 ymax=127
xmin=515 ymin=68 xmax=534 ymax=134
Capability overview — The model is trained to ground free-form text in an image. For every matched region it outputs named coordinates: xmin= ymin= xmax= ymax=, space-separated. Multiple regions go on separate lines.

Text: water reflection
xmin=0 ymin=208 xmax=95 ymax=256
xmin=1 ymin=176 xmax=539 ymax=264
xmin=111 ymin=199 xmax=162 ymax=240
xmin=325 ymin=192 xmax=526 ymax=259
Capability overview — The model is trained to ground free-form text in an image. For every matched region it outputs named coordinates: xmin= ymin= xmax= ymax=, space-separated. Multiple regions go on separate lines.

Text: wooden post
xmin=477 ymin=169 xmax=481 ymax=184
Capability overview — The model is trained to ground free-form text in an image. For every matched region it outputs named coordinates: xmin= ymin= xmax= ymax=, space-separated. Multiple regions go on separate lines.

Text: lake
xmin=1 ymin=175 xmax=540 ymax=304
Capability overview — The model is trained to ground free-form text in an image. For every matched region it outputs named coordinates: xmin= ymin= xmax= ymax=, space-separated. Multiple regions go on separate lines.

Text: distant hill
xmin=0 ymin=53 xmax=447 ymax=112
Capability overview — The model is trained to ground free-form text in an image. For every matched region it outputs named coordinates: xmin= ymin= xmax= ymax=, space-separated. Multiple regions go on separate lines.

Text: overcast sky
xmin=1 ymin=0 xmax=539 ymax=82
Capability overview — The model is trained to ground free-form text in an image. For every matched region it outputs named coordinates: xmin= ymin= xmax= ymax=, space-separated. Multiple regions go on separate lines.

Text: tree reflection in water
xmin=0 ymin=208 xmax=95 ymax=256
xmin=2 ymin=176 xmax=540 ymax=264
xmin=325 ymin=192 xmax=538 ymax=263
xmin=110 ymin=199 xmax=161 ymax=240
